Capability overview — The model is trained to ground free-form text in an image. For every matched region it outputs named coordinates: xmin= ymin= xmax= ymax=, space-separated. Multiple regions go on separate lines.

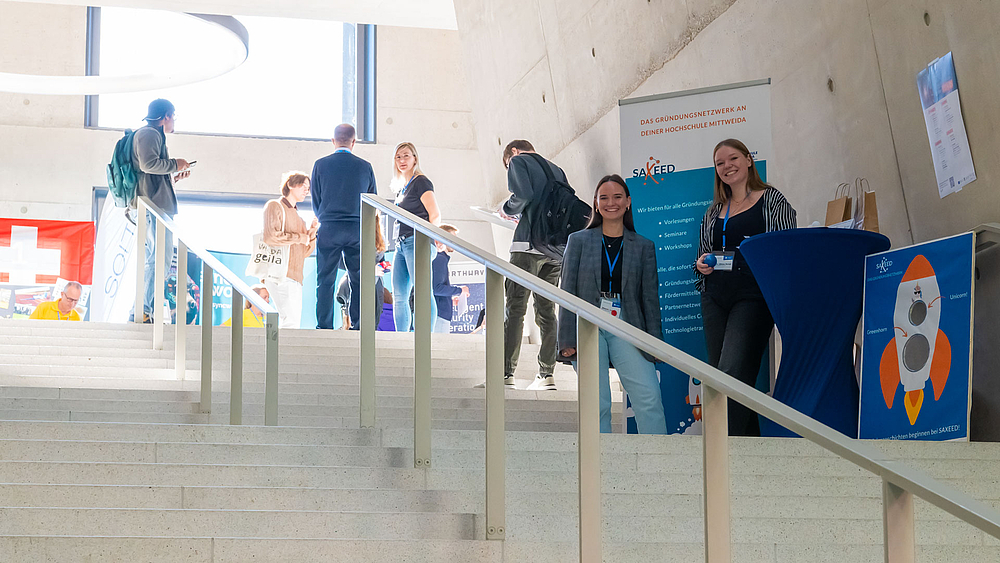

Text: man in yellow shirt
xmin=29 ymin=282 xmax=83 ymax=321
xmin=222 ymin=285 xmax=269 ymax=328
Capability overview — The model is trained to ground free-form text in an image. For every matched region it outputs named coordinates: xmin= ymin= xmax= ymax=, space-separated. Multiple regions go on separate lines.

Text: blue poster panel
xmin=208 ymin=251 xmax=322 ymax=329
xmin=859 ymin=233 xmax=974 ymax=440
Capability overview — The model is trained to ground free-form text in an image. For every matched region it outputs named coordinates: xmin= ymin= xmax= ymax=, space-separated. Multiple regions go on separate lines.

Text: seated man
xmin=223 ymin=285 xmax=270 ymax=328
xmin=30 ymin=282 xmax=83 ymax=321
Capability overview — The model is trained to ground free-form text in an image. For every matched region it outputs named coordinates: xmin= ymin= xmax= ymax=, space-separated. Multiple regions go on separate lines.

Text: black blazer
xmin=558 ymin=228 xmax=663 ymax=361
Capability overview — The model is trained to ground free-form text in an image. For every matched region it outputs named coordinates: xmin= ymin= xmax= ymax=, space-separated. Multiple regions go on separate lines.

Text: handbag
xmin=245 ymin=203 xmax=290 ymax=280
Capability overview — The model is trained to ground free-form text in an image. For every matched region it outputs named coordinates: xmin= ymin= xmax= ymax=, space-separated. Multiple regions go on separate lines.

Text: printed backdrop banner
xmin=448 ymin=261 xmax=486 ymax=334
xmin=859 ymin=233 xmax=974 ymax=441
xmin=619 ymin=79 xmax=772 ymax=434
xmin=210 ymin=251 xmax=319 ymax=328
xmin=92 ymin=198 xmax=138 ymax=322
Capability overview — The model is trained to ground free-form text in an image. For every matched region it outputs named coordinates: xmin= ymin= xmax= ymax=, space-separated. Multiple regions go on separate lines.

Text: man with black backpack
xmin=496 ymin=140 xmax=589 ymax=391
xmin=132 ymin=99 xmax=192 ymax=322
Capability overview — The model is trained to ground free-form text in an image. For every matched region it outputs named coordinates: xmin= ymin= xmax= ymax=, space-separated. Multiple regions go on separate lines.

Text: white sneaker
xmin=474 ymin=374 xmax=516 ymax=388
xmin=525 ymin=374 xmax=556 ymax=391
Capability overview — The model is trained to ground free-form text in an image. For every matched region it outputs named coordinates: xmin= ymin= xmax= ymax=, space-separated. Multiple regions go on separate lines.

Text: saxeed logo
xmin=632 ymin=156 xmax=676 ymax=186
xmin=876 ymin=257 xmax=893 ymax=274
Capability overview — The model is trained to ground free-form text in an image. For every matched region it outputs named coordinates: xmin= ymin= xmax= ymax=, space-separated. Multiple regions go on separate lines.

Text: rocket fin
xmin=880 ymin=338 xmax=900 ymax=409
xmin=930 ymin=329 xmax=951 ymax=401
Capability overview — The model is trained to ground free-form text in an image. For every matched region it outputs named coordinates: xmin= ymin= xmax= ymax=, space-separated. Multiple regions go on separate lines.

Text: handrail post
xmin=577 ymin=318 xmax=601 ymax=563
xmin=152 ymin=219 xmax=166 ymax=350
xmin=703 ymin=385 xmax=731 ymax=563
xmin=175 ymin=241 xmax=188 ymax=380
xmin=200 ymin=262 xmax=213 ymax=414
xmin=485 ymin=269 xmax=505 ymax=540
xmin=264 ymin=311 xmax=279 ymax=426
xmin=883 ymin=480 xmax=915 ymax=563
xmin=413 ymin=231 xmax=432 ymax=467
xmin=360 ymin=203 xmax=376 ymax=428
xmin=134 ymin=200 xmax=147 ymax=325
xmin=230 ymin=291 xmax=243 ymax=425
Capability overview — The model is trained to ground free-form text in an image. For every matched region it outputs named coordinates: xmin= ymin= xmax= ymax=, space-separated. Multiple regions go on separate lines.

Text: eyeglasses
xmin=62 ymin=295 xmax=80 ymax=304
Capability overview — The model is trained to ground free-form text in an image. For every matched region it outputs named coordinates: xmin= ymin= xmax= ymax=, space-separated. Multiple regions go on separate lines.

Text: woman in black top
xmin=558 ymin=174 xmax=667 ymax=434
xmin=390 ymin=142 xmax=442 ymax=331
xmin=695 ymin=138 xmax=796 ymax=436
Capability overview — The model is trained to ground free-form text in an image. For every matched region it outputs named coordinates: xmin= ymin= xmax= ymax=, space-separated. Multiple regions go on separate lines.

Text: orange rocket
xmin=879 ymin=255 xmax=951 ymax=425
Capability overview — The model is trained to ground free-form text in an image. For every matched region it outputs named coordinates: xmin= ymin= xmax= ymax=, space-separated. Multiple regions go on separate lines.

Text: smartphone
xmin=187 ymin=160 xmax=198 ymax=168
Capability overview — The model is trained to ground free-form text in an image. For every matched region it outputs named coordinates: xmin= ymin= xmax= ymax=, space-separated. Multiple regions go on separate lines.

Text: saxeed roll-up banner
xmin=619 ymin=79 xmax=772 ymax=434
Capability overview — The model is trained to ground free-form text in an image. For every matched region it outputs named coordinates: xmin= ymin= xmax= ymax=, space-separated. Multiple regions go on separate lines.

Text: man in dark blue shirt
xmin=311 ymin=124 xmax=378 ymax=329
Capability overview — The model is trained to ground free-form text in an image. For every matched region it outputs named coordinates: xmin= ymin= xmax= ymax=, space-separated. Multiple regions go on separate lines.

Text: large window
xmin=86 ymin=7 xmax=375 ymax=141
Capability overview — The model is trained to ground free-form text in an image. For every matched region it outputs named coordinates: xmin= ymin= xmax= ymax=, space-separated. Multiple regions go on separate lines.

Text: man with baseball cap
xmin=133 ymin=98 xmax=192 ymax=322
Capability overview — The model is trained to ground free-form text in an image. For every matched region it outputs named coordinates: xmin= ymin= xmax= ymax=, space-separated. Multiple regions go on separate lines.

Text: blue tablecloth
xmin=740 ymin=228 xmax=890 ymax=437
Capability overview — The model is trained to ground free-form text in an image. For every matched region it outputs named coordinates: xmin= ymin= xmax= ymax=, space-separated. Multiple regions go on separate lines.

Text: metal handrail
xmin=140 ymin=197 xmax=276 ymax=314
xmin=361 ymin=193 xmax=1000 ymax=562
xmin=137 ymin=196 xmax=280 ymax=426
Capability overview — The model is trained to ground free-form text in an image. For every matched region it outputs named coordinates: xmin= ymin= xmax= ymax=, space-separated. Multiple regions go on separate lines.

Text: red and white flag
xmin=0 ymin=218 xmax=95 ymax=285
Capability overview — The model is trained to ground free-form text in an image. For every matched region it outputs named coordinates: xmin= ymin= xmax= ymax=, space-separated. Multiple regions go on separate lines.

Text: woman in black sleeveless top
xmin=694 ymin=138 xmax=796 ymax=436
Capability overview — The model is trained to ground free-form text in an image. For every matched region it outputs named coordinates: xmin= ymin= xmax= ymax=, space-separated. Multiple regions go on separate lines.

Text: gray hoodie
xmin=132 ymin=124 xmax=179 ymax=216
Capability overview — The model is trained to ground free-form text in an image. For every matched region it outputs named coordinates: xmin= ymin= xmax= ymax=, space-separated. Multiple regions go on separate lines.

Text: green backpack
xmin=106 ymin=129 xmax=138 ymax=208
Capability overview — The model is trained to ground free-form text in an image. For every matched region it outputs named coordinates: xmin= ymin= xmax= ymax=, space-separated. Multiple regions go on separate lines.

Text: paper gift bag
xmin=825 ymin=183 xmax=853 ymax=227
xmin=855 ymin=178 xmax=879 ymax=233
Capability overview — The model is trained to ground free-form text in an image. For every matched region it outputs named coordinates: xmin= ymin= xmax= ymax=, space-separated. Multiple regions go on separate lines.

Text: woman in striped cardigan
xmin=694 ymin=138 xmax=796 ymax=436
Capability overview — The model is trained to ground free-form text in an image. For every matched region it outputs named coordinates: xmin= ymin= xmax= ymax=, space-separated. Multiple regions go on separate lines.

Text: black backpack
xmin=523 ymin=153 xmax=592 ymax=261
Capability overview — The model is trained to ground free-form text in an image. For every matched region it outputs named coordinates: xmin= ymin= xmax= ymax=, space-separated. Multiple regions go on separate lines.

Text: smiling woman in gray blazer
xmin=558 ymin=174 xmax=667 ymax=434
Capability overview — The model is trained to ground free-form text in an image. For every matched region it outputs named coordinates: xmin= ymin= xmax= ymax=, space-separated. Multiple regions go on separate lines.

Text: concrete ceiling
xmin=5 ymin=0 xmax=458 ymax=29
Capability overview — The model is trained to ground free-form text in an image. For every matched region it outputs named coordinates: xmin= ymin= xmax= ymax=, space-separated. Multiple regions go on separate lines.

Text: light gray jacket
xmin=132 ymin=125 xmax=179 ymax=216
xmin=558 ymin=227 xmax=663 ymax=361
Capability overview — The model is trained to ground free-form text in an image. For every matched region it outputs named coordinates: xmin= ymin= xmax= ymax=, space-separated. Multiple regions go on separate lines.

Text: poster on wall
xmin=618 ymin=79 xmax=772 ymax=434
xmin=859 ymin=232 xmax=974 ymax=441
xmin=917 ymin=52 xmax=976 ymax=199
xmin=0 ymin=217 xmax=95 ymax=320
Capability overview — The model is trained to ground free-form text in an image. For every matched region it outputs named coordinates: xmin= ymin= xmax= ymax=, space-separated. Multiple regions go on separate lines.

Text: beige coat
xmin=262 ymin=198 xmax=315 ymax=284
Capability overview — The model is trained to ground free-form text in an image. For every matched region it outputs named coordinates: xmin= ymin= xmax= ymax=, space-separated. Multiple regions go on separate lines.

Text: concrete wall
xmin=454 ymin=0 xmax=737 ymax=209
xmin=0 ymin=1 xmax=492 ymax=247
xmin=457 ymin=0 xmax=1000 ymax=249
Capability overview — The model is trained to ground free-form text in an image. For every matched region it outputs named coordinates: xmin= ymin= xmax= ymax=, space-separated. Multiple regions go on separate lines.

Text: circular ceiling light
xmin=0 ymin=12 xmax=248 ymax=95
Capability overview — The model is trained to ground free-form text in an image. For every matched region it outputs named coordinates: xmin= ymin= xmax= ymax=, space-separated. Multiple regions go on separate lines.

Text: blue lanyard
xmin=334 ymin=148 xmax=351 ymax=153
xmin=604 ymin=237 xmax=623 ymax=279
xmin=722 ymin=202 xmax=732 ymax=250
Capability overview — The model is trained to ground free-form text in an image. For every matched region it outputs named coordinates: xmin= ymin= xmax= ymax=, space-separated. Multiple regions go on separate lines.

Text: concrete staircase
xmin=1 ymin=319 xmax=999 ymax=562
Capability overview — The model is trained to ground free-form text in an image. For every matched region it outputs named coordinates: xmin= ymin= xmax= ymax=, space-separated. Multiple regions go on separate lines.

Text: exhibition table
xmin=740 ymin=228 xmax=890 ymax=437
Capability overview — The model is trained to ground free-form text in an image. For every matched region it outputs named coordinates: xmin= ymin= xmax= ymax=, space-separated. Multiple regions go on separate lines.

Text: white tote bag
xmin=245 ymin=204 xmax=290 ymax=280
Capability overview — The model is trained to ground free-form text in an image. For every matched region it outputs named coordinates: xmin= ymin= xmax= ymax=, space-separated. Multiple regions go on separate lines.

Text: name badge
xmin=600 ymin=297 xmax=622 ymax=317
xmin=712 ymin=251 xmax=735 ymax=272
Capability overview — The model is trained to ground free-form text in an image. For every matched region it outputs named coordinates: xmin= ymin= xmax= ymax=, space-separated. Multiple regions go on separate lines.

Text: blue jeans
xmin=577 ymin=330 xmax=667 ymax=434
xmin=392 ymin=236 xmax=437 ymax=331
xmin=143 ymin=210 xmax=174 ymax=317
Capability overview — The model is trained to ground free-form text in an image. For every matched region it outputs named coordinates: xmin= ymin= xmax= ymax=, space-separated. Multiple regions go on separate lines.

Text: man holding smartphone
xmin=132 ymin=98 xmax=192 ymax=323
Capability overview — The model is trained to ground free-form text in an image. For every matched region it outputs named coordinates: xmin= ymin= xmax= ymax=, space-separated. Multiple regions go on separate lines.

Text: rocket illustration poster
xmin=859 ymin=233 xmax=974 ymax=440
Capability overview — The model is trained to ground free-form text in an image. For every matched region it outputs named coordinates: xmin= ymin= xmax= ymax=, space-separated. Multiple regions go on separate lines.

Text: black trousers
xmin=316 ymin=221 xmax=361 ymax=329
xmin=700 ymin=273 xmax=774 ymax=437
